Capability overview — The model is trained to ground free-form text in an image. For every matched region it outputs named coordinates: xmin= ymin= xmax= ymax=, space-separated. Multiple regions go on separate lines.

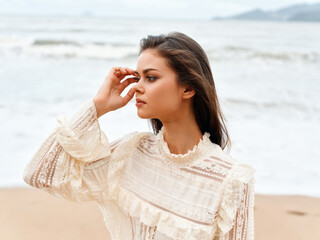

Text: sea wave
xmin=0 ymin=37 xmax=319 ymax=62
xmin=224 ymin=97 xmax=320 ymax=113
xmin=0 ymin=37 xmax=139 ymax=60
xmin=32 ymin=39 xmax=82 ymax=46
xmin=207 ymin=45 xmax=320 ymax=62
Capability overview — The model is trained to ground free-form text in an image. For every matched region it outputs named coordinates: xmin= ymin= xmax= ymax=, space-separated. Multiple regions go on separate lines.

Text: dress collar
xmin=155 ymin=126 xmax=213 ymax=166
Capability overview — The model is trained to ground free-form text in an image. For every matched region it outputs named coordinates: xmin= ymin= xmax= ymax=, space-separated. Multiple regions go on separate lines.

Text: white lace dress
xmin=23 ymin=98 xmax=256 ymax=240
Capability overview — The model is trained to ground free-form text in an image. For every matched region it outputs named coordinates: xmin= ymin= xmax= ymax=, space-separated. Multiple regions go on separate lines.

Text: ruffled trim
xmin=156 ymin=126 xmax=212 ymax=165
xmin=106 ymin=131 xmax=219 ymax=240
xmin=216 ymin=162 xmax=256 ymax=236
xmin=117 ymin=186 xmax=217 ymax=240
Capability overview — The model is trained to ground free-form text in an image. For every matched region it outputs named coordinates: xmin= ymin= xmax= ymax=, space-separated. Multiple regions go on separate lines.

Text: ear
xmin=182 ymin=85 xmax=196 ymax=99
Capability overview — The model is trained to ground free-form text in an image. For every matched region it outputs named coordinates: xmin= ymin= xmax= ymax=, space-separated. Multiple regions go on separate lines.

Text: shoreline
xmin=1 ymin=187 xmax=319 ymax=240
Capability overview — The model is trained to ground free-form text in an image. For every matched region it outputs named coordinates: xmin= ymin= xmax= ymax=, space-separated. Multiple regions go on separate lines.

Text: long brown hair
xmin=138 ymin=31 xmax=231 ymax=151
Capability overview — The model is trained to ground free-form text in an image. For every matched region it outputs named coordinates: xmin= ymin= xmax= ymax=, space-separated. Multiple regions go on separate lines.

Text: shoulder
xmin=112 ymin=130 xmax=153 ymax=148
xmin=119 ymin=130 xmax=153 ymax=141
xmin=208 ymin=142 xmax=255 ymax=181
xmin=189 ymin=142 xmax=255 ymax=186
xmin=207 ymin=142 xmax=238 ymax=166
xmin=109 ymin=131 xmax=154 ymax=157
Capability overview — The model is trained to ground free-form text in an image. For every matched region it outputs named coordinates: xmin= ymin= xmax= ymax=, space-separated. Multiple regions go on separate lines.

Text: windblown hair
xmin=139 ymin=31 xmax=231 ymax=151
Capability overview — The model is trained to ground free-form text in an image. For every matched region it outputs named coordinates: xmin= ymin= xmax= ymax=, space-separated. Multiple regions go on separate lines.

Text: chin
xmin=136 ymin=110 xmax=155 ymax=119
xmin=136 ymin=111 xmax=150 ymax=119
xmin=137 ymin=115 xmax=149 ymax=119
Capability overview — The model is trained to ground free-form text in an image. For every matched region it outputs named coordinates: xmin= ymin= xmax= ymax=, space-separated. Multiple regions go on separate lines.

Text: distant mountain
xmin=212 ymin=2 xmax=320 ymax=22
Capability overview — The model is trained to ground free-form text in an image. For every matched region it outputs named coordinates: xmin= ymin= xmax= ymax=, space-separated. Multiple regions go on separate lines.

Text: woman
xmin=23 ymin=31 xmax=256 ymax=240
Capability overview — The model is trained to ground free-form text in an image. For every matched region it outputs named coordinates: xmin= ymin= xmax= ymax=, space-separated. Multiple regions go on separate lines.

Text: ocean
xmin=0 ymin=15 xmax=319 ymax=197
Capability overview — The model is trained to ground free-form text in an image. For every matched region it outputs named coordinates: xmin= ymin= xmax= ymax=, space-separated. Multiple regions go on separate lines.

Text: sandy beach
xmin=0 ymin=187 xmax=319 ymax=240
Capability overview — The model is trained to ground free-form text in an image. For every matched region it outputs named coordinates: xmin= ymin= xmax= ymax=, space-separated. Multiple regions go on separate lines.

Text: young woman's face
xmin=133 ymin=48 xmax=186 ymax=120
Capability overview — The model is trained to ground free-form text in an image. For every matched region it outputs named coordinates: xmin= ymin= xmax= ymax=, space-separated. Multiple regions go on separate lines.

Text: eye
xmin=147 ymin=75 xmax=157 ymax=81
xmin=134 ymin=76 xmax=157 ymax=82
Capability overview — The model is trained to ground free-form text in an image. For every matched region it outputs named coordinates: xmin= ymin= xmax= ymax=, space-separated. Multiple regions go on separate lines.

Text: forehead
xmin=136 ymin=49 xmax=170 ymax=71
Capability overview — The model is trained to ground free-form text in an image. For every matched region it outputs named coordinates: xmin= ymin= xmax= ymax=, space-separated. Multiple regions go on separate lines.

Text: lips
xmin=136 ymin=98 xmax=146 ymax=104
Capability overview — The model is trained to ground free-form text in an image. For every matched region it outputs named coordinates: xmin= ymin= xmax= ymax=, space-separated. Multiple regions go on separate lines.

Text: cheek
xmin=148 ymin=83 xmax=180 ymax=110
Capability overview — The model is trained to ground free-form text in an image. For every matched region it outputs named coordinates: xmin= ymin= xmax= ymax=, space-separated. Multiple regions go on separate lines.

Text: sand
xmin=0 ymin=187 xmax=319 ymax=240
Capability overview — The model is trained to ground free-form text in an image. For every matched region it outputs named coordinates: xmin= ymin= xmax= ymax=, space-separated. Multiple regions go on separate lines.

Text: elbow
xmin=22 ymin=166 xmax=35 ymax=187
xmin=22 ymin=164 xmax=31 ymax=185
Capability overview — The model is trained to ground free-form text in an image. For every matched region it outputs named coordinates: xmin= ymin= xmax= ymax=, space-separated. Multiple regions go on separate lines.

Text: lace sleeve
xmin=216 ymin=163 xmax=256 ymax=240
xmin=22 ymin=98 xmax=137 ymax=202
xmin=225 ymin=181 xmax=254 ymax=240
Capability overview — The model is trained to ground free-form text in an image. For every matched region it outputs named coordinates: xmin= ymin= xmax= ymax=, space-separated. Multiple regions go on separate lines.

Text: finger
xmin=123 ymin=67 xmax=136 ymax=75
xmin=118 ymin=68 xmax=137 ymax=81
xmin=111 ymin=68 xmax=125 ymax=81
xmin=112 ymin=66 xmax=121 ymax=72
xmin=113 ymin=67 xmax=135 ymax=81
xmin=111 ymin=67 xmax=121 ymax=77
xmin=115 ymin=71 xmax=121 ymax=77
xmin=119 ymin=67 xmax=137 ymax=76
xmin=119 ymin=77 xmax=138 ymax=92
xmin=122 ymin=86 xmax=136 ymax=105
xmin=120 ymin=67 xmax=127 ymax=75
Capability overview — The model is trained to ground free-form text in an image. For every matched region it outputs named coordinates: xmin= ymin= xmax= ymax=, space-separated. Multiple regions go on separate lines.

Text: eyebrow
xmin=134 ymin=68 xmax=159 ymax=75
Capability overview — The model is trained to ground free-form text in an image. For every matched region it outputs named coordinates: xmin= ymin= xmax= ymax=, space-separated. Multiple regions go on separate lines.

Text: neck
xmin=160 ymin=111 xmax=204 ymax=155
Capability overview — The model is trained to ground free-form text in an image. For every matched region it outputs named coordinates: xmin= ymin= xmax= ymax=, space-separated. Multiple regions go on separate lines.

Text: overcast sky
xmin=0 ymin=0 xmax=319 ymax=20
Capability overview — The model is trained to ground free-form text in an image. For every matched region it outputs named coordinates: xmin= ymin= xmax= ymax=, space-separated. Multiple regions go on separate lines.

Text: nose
xmin=132 ymin=80 xmax=144 ymax=94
